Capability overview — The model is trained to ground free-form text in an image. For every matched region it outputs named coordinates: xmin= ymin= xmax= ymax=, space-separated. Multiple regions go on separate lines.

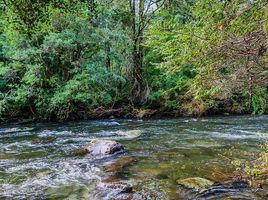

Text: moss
xmin=176 ymin=177 xmax=214 ymax=190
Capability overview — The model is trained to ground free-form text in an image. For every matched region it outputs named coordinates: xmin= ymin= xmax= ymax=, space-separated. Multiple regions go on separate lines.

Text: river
xmin=0 ymin=115 xmax=268 ymax=199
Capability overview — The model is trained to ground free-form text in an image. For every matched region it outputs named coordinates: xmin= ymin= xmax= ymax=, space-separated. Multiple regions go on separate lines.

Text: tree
xmin=0 ymin=0 xmax=128 ymax=120
xmin=127 ymin=0 xmax=166 ymax=104
xmin=1 ymin=0 xmax=96 ymax=38
xmin=145 ymin=0 xmax=268 ymax=115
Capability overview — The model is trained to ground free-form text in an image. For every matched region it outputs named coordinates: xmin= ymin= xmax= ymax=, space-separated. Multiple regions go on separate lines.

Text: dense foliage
xmin=0 ymin=0 xmax=267 ymax=121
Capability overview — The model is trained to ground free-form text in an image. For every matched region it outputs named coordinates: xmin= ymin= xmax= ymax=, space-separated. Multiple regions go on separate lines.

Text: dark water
xmin=0 ymin=115 xmax=268 ymax=199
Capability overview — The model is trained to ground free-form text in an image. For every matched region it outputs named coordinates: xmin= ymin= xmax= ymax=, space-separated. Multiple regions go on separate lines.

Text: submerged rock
xmin=177 ymin=182 xmax=257 ymax=200
xmin=33 ymin=169 xmax=51 ymax=178
xmin=30 ymin=136 xmax=56 ymax=144
xmin=0 ymin=153 xmax=12 ymax=160
xmin=85 ymin=139 xmax=124 ymax=156
xmin=176 ymin=177 xmax=214 ymax=190
xmin=154 ymin=149 xmax=185 ymax=162
xmin=114 ymin=190 xmax=161 ymax=200
xmin=193 ymin=181 xmax=257 ymax=200
xmin=96 ymin=181 xmax=133 ymax=193
xmin=45 ymin=184 xmax=91 ymax=199
xmin=2 ymin=127 xmax=34 ymax=134
xmin=112 ymin=193 xmax=133 ymax=200
xmin=155 ymin=173 xmax=169 ymax=180
xmin=103 ymin=156 xmax=134 ymax=173
xmin=116 ymin=130 xmax=142 ymax=139
xmin=96 ymin=179 xmax=163 ymax=200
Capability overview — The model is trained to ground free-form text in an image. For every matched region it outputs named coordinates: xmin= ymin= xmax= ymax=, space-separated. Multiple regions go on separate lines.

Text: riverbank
xmin=1 ymin=105 xmax=261 ymax=124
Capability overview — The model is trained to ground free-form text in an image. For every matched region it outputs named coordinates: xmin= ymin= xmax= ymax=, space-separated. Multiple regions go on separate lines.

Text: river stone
xmin=96 ymin=181 xmax=133 ymax=193
xmin=116 ymin=130 xmax=142 ymax=139
xmin=85 ymin=139 xmax=124 ymax=156
xmin=114 ymin=191 xmax=159 ymax=200
xmin=176 ymin=177 xmax=214 ymax=190
xmin=103 ymin=156 xmax=134 ymax=173
xmin=113 ymin=193 xmax=133 ymax=200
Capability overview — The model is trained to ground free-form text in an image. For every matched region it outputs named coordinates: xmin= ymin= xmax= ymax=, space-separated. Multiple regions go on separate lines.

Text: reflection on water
xmin=0 ymin=115 xmax=268 ymax=199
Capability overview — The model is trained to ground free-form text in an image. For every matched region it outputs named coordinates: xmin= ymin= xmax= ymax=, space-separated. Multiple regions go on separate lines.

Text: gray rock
xmin=85 ymin=139 xmax=124 ymax=156
xmin=96 ymin=181 xmax=133 ymax=193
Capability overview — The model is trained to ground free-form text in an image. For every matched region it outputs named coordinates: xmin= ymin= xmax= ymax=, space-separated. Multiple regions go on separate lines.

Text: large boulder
xmin=176 ymin=177 xmax=214 ymax=190
xmin=85 ymin=139 xmax=124 ymax=156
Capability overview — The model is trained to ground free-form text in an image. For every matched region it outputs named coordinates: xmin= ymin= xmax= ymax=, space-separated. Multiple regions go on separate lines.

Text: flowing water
xmin=0 ymin=115 xmax=268 ymax=199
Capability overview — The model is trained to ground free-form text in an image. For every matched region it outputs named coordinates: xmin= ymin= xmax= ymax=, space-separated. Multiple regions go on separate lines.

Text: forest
xmin=0 ymin=0 xmax=267 ymax=121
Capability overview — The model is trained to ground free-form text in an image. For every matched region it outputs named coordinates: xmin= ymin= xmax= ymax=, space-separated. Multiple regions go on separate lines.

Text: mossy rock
xmin=176 ymin=177 xmax=214 ymax=190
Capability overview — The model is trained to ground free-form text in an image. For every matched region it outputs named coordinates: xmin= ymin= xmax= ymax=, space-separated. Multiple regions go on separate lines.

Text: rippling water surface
xmin=0 ymin=115 xmax=268 ymax=199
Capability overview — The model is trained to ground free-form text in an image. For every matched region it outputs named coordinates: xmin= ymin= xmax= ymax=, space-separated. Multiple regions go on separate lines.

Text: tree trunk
xmin=105 ymin=41 xmax=111 ymax=69
xmin=129 ymin=0 xmax=144 ymax=103
xmin=246 ymin=55 xmax=253 ymax=111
